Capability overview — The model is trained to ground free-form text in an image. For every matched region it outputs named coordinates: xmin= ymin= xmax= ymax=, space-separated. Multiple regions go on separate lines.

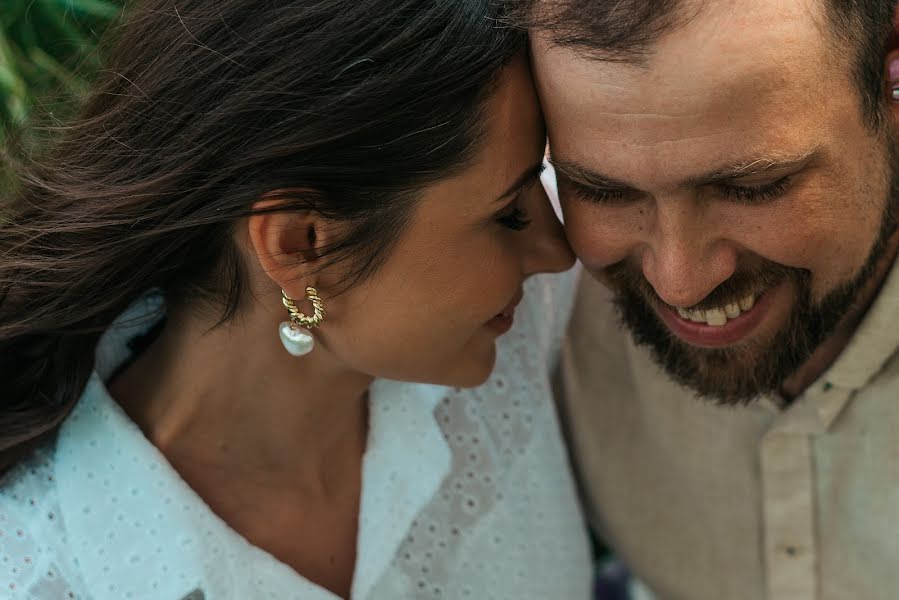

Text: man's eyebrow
xmin=550 ymin=159 xmax=634 ymax=190
xmin=550 ymin=148 xmax=822 ymax=192
xmin=687 ymin=148 xmax=822 ymax=186
xmin=495 ymin=161 xmax=547 ymax=201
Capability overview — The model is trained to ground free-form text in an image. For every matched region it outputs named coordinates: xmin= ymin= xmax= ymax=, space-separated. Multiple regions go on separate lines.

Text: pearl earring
xmin=279 ymin=286 xmax=325 ymax=356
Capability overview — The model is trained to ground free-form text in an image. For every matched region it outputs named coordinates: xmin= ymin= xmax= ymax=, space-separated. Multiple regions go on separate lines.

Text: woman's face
xmin=317 ymin=57 xmax=575 ymax=387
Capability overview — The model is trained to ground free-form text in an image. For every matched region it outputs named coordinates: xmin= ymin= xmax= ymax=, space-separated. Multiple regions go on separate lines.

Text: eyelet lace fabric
xmin=0 ymin=269 xmax=592 ymax=600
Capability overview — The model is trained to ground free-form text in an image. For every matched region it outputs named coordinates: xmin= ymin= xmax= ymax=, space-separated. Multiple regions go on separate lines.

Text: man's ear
xmin=887 ymin=5 xmax=899 ymax=118
xmin=246 ymin=195 xmax=336 ymax=298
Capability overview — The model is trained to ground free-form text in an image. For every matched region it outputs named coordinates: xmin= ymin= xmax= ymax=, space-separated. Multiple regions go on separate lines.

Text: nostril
xmin=642 ymin=243 xmax=737 ymax=309
xmin=654 ymin=289 xmax=711 ymax=310
xmin=643 ymin=263 xmax=722 ymax=308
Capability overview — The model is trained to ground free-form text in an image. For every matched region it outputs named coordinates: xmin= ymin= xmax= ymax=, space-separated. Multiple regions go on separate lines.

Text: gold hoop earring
xmin=278 ymin=286 xmax=325 ymax=356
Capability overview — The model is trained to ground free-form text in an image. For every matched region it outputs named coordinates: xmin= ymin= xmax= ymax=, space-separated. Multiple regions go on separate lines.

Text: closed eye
xmin=717 ymin=176 xmax=792 ymax=203
xmin=495 ymin=204 xmax=531 ymax=230
xmin=569 ymin=177 xmax=792 ymax=205
xmin=570 ymin=182 xmax=642 ymax=206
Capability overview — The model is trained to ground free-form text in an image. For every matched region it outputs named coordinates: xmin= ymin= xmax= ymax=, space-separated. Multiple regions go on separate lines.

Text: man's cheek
xmin=563 ymin=219 xmax=606 ymax=267
xmin=562 ymin=214 xmax=635 ymax=270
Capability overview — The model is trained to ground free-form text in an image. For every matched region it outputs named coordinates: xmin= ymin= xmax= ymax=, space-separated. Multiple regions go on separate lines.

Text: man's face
xmin=533 ymin=0 xmax=899 ymax=403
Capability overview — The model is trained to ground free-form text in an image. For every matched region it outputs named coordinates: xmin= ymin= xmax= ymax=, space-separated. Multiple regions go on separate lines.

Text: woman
xmin=0 ymin=0 xmax=593 ymax=598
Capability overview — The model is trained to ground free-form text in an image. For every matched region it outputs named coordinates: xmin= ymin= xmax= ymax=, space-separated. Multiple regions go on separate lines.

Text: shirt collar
xmin=54 ymin=293 xmax=453 ymax=600
xmin=352 ymin=380 xmax=451 ymax=600
xmin=57 ymin=376 xmax=235 ymax=600
xmin=773 ymin=255 xmax=899 ymax=432
xmin=822 ymin=255 xmax=899 ymax=391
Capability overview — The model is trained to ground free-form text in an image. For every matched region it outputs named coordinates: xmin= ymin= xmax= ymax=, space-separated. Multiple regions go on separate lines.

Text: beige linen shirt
xmin=559 ymin=260 xmax=899 ymax=600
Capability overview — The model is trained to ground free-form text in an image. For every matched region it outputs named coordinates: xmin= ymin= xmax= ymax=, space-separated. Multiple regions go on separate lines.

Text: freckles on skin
xmin=532 ymin=0 xmax=848 ymax=175
xmin=537 ymin=0 xmax=887 ymax=300
xmin=559 ymin=198 xmax=641 ymax=269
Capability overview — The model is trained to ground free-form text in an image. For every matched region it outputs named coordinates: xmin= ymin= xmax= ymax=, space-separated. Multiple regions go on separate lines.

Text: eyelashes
xmin=496 ymin=205 xmax=532 ymax=231
xmin=495 ymin=164 xmax=546 ymax=231
xmin=572 ymin=176 xmax=793 ymax=206
xmin=717 ymin=177 xmax=792 ymax=203
xmin=573 ymin=187 xmax=636 ymax=206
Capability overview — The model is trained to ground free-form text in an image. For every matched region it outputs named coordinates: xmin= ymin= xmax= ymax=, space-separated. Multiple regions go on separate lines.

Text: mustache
xmin=603 ymin=259 xmax=810 ymax=312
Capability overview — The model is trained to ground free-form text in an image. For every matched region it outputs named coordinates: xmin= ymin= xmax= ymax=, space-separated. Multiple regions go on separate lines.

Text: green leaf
xmin=30 ymin=47 xmax=88 ymax=95
xmin=5 ymin=94 xmax=28 ymax=124
xmin=0 ymin=0 xmax=123 ymax=145
xmin=57 ymin=0 xmax=120 ymax=20
xmin=32 ymin=2 xmax=94 ymax=46
xmin=0 ymin=32 xmax=29 ymax=115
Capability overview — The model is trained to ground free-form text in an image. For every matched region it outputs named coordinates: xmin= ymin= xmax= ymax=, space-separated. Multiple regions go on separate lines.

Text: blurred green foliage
xmin=0 ymin=0 xmax=122 ymax=146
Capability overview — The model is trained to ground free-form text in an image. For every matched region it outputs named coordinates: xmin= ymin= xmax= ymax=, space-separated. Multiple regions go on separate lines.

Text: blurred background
xmin=0 ymin=0 xmax=122 ymax=149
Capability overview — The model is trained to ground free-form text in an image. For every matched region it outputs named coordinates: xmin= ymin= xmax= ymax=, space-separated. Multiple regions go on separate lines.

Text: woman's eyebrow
xmin=495 ymin=161 xmax=547 ymax=201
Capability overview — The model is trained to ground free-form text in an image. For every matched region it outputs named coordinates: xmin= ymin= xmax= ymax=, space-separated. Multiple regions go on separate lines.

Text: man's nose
xmin=641 ymin=200 xmax=737 ymax=308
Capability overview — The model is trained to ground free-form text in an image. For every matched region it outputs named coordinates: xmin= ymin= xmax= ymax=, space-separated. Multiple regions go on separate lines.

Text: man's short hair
xmin=511 ymin=0 xmax=896 ymax=130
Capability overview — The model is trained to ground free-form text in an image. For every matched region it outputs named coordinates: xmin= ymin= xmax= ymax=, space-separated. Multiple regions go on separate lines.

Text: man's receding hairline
xmin=520 ymin=0 xmax=894 ymax=130
xmin=521 ymin=0 xmax=696 ymax=66
xmin=531 ymin=0 xmax=844 ymax=66
xmin=528 ymin=0 xmax=712 ymax=67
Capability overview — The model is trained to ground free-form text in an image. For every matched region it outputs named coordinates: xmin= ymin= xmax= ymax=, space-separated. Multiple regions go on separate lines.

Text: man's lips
xmin=655 ymin=285 xmax=784 ymax=348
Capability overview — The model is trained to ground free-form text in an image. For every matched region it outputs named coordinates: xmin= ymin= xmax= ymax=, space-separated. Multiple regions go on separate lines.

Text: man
xmin=523 ymin=0 xmax=899 ymax=598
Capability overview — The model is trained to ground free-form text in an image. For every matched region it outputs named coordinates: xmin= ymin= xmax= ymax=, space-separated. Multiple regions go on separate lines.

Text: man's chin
xmin=612 ymin=291 xmax=810 ymax=407
xmin=658 ymin=341 xmax=784 ymax=405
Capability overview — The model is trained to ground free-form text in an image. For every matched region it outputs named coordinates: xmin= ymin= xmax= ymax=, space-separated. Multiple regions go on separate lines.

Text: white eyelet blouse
xmin=0 ymin=269 xmax=592 ymax=600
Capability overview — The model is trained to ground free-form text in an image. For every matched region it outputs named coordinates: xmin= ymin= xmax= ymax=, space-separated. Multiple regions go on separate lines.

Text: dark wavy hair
xmin=0 ymin=0 xmax=525 ymax=472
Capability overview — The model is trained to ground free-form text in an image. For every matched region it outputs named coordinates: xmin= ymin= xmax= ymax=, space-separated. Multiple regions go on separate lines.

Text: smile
xmin=656 ymin=286 xmax=785 ymax=349
xmin=486 ymin=291 xmax=523 ymax=335
xmin=672 ymin=293 xmax=757 ymax=327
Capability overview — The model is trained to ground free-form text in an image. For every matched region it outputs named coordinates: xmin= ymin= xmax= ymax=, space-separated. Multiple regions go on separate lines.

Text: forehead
xmin=532 ymin=0 xmax=856 ymax=164
xmin=414 ymin=57 xmax=543 ymax=217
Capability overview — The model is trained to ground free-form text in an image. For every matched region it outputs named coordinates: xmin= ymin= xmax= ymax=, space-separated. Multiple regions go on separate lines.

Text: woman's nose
xmin=521 ymin=186 xmax=577 ymax=276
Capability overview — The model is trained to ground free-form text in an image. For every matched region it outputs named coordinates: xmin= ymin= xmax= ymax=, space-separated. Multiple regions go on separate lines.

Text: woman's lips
xmin=486 ymin=291 xmax=523 ymax=335
xmin=486 ymin=311 xmax=515 ymax=334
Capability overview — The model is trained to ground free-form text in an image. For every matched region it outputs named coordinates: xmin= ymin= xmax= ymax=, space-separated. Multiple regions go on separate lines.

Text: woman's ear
xmin=246 ymin=195 xmax=335 ymax=297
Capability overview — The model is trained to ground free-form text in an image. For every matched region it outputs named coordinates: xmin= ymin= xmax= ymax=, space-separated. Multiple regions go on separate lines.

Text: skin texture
xmin=532 ymin=0 xmax=899 ymax=402
xmin=109 ymin=56 xmax=573 ymax=598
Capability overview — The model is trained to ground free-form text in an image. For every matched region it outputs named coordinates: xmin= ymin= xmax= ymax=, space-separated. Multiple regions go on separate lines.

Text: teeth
xmin=674 ymin=293 xmax=758 ymax=326
xmin=705 ymin=308 xmax=727 ymax=326
xmin=724 ymin=302 xmax=741 ymax=318
xmin=739 ymin=294 xmax=755 ymax=311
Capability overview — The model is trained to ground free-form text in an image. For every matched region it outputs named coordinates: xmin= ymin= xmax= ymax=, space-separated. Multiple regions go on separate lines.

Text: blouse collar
xmin=55 ymin=294 xmax=451 ymax=600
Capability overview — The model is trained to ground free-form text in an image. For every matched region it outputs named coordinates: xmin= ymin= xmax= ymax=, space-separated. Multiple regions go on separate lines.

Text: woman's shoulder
xmin=1 ymin=442 xmax=59 ymax=522
xmin=0 ymin=444 xmax=87 ymax=598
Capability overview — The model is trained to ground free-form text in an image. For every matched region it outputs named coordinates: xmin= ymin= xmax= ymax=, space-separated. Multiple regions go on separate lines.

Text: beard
xmin=605 ymin=148 xmax=899 ymax=406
